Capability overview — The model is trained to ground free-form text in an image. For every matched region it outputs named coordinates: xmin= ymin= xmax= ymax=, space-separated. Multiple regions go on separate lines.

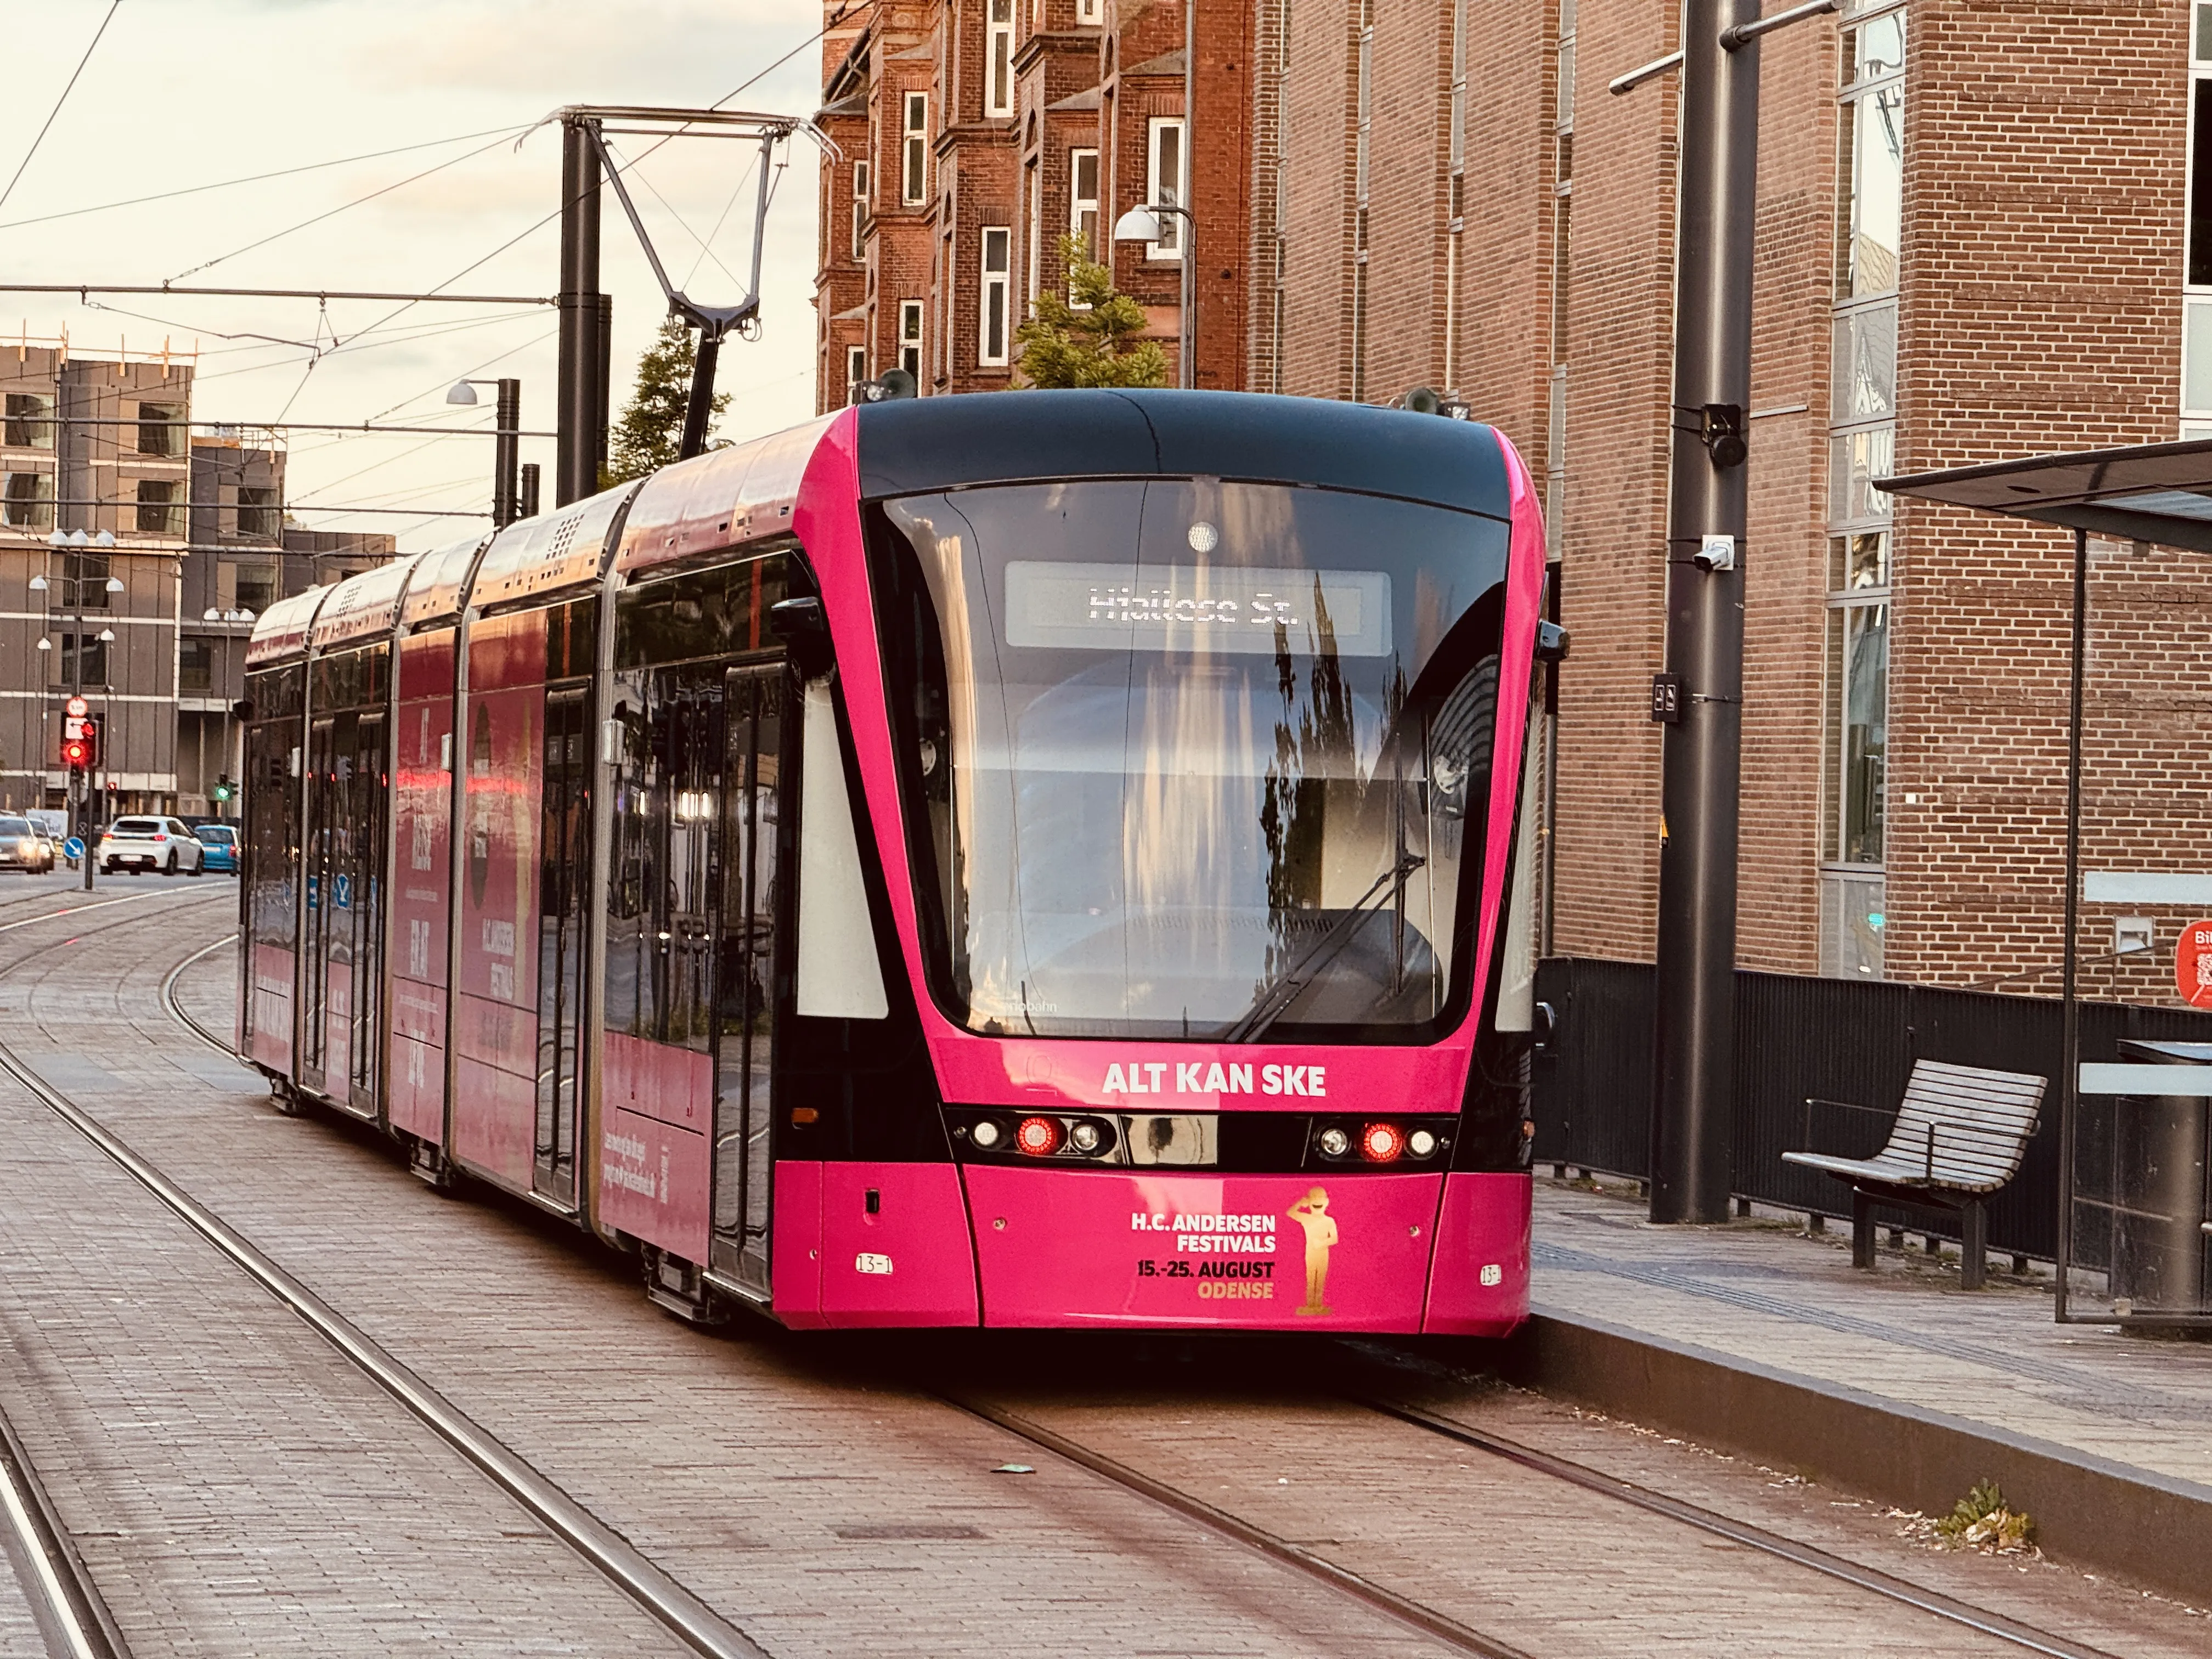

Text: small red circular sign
xmin=2177 ymin=920 xmax=2212 ymax=1008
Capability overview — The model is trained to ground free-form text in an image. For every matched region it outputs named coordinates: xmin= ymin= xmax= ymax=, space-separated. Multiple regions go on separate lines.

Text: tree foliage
xmin=606 ymin=315 xmax=730 ymax=483
xmin=1013 ymin=235 xmax=1171 ymax=389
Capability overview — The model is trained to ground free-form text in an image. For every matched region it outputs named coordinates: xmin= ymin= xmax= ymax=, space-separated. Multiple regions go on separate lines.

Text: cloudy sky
xmin=2 ymin=0 xmax=826 ymax=552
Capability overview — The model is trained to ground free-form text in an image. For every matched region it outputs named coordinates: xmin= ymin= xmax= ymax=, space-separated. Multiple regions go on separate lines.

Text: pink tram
xmin=236 ymin=390 xmax=1551 ymax=1334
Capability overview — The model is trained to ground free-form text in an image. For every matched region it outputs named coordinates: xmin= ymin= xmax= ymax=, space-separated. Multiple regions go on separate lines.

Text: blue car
xmin=193 ymin=823 xmax=240 ymax=874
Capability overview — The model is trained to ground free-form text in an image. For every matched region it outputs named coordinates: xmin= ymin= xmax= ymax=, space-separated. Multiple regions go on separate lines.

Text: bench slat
xmin=1791 ymin=1058 xmax=2047 ymax=1195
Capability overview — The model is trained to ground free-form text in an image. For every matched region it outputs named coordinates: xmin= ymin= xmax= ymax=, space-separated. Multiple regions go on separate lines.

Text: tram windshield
xmin=873 ymin=478 xmax=1512 ymax=1044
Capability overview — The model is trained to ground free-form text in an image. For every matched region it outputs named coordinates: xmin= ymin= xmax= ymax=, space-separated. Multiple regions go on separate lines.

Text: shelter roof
xmin=1880 ymin=438 xmax=2212 ymax=553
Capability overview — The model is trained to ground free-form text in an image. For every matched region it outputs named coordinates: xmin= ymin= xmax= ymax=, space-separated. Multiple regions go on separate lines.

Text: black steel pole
xmin=595 ymin=292 xmax=614 ymax=487
xmin=1650 ymin=0 xmax=1760 ymax=1224
xmin=678 ymin=326 xmax=721 ymax=461
xmin=518 ymin=462 xmax=541 ymax=522
xmin=493 ymin=378 xmax=521 ymax=526
xmin=555 ymin=120 xmax=603 ymax=506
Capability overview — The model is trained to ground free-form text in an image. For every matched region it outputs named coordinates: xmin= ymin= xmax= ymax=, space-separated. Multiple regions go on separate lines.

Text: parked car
xmin=98 ymin=816 xmax=205 ymax=877
xmin=0 ymin=815 xmax=54 ymax=874
xmin=192 ymin=822 xmax=240 ymax=875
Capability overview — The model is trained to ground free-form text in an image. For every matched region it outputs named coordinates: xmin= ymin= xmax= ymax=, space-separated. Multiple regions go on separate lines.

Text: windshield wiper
xmin=1218 ymin=852 xmax=1426 ymax=1044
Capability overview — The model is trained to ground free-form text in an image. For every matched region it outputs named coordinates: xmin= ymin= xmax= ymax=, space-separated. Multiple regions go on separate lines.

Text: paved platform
xmin=1525 ymin=1178 xmax=2212 ymax=1600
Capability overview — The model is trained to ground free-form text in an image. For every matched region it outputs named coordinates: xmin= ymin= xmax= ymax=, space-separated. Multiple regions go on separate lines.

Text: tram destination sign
xmin=1005 ymin=562 xmax=1393 ymax=656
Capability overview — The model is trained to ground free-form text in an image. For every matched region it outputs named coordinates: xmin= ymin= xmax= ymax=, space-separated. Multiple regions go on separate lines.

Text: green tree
xmin=1013 ymin=234 xmax=1171 ymax=389
xmin=606 ymin=315 xmax=730 ymax=482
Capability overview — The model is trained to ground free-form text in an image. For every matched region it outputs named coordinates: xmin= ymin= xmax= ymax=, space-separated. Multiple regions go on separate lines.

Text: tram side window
xmin=605 ymin=665 xmax=724 ymax=1051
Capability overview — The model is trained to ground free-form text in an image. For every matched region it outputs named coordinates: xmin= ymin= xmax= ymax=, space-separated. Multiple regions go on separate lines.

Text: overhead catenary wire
xmin=0 ymin=0 xmax=123 ymax=216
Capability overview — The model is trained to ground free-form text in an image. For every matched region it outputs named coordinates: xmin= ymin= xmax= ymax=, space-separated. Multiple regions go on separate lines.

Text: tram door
xmin=347 ymin=710 xmax=386 ymax=1109
xmin=534 ymin=689 xmax=590 ymax=1204
xmin=298 ymin=714 xmax=341 ymax=1090
xmin=713 ymin=665 xmax=785 ymax=1291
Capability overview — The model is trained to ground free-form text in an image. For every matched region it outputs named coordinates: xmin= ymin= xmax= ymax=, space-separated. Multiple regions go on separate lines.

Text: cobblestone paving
xmin=0 ymin=1518 xmax=49 ymax=1658
xmin=1531 ymin=1180 xmax=2212 ymax=1490
xmin=4 ymin=887 xmax=2190 ymax=1656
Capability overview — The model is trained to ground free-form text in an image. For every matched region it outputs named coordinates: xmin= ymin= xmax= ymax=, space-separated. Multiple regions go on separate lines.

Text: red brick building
xmin=815 ymin=0 xmax=1252 ymax=402
xmin=817 ymin=0 xmax=2212 ymax=1000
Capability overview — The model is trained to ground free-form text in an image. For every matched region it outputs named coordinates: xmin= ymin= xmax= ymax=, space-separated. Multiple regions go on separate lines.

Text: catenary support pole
xmin=1650 ymin=0 xmax=1760 ymax=1224
xmin=493 ymin=378 xmax=520 ymax=527
xmin=556 ymin=119 xmax=603 ymax=506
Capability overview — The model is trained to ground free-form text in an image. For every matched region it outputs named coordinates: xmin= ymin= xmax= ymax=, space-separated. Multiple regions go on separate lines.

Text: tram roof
xmin=616 ymin=413 xmax=836 ymax=578
xmin=310 ymin=550 xmax=424 ymax=651
xmin=245 ymin=583 xmax=333 ymax=667
xmin=472 ymin=479 xmax=643 ymax=607
xmin=398 ymin=531 xmax=495 ymax=628
xmin=1880 ymin=436 xmax=2212 ymax=553
xmin=852 ymin=390 xmax=1514 ymax=519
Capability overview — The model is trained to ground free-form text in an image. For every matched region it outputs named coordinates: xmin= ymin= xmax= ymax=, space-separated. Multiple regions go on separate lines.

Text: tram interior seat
xmin=1782 ymin=1058 xmax=2046 ymax=1290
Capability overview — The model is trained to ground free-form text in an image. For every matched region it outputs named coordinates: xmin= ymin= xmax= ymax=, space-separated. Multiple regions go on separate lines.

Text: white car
xmin=99 ymin=815 xmax=206 ymax=877
xmin=0 ymin=815 xmax=53 ymax=873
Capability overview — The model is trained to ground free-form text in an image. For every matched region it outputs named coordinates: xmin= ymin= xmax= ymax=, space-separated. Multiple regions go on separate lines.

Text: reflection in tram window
xmin=872 ymin=478 xmax=1510 ymax=1043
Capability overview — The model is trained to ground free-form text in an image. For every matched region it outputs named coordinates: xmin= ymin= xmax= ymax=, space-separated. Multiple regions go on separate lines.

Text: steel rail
xmin=0 ymin=1400 xmax=128 ymax=1659
xmin=0 ymin=906 xmax=775 ymax=1659
xmin=938 ymin=1391 xmax=1535 ymax=1659
xmin=1360 ymin=1396 xmax=2120 ymax=1659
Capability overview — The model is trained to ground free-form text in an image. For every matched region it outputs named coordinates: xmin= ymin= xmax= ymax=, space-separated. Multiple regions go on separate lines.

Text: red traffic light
xmin=60 ymin=716 xmax=98 ymax=770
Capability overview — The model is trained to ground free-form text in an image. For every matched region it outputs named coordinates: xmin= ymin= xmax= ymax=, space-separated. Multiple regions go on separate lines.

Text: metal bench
xmin=1781 ymin=1059 xmax=2046 ymax=1290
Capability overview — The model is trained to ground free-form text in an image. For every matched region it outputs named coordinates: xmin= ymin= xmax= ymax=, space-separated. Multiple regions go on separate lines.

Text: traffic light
xmin=60 ymin=716 xmax=98 ymax=771
xmin=212 ymin=775 xmax=235 ymax=803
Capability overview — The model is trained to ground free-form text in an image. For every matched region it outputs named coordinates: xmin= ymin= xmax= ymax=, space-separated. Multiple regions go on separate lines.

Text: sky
xmin=1 ymin=0 xmax=828 ymax=553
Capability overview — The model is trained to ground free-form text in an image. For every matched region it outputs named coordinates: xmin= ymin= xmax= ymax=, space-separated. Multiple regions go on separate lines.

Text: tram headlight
xmin=1408 ymin=1129 xmax=1438 ymax=1159
xmin=970 ymin=1118 xmax=1005 ymax=1150
xmin=1069 ymin=1119 xmax=1102 ymax=1154
xmin=1015 ymin=1115 xmax=1063 ymax=1156
xmin=1317 ymin=1125 xmax=1350 ymax=1158
xmin=1360 ymin=1122 xmax=1406 ymax=1163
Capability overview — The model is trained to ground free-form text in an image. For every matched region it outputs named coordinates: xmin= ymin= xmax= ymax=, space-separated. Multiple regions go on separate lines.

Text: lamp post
xmin=446 ymin=377 xmax=524 ymax=526
xmin=36 ymin=524 xmax=120 ymax=888
xmin=1111 ymin=202 xmax=1196 ymax=390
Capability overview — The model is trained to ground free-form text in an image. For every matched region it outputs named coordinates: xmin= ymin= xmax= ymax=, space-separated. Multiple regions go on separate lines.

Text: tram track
xmin=36 ymin=900 xmax=2141 ymax=1659
xmin=0 ymin=898 xmax=774 ymax=1659
xmin=0 ymin=1396 xmax=126 ymax=1659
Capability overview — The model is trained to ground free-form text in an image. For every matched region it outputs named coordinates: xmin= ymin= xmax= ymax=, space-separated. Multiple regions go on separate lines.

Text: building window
xmin=1025 ymin=158 xmax=1042 ymax=303
xmin=2 ymin=471 xmax=52 ymax=529
xmin=4 ymin=393 xmax=54 ymax=449
xmin=2186 ymin=4 xmax=2212 ymax=432
xmin=229 ymin=559 xmax=279 ymax=616
xmin=136 ymin=478 xmax=181 ymax=535
xmin=979 ymin=227 xmax=1012 ymax=366
xmin=137 ymin=401 xmax=184 ymax=457
xmin=236 ymin=486 xmax=278 ymax=540
xmin=1069 ymin=147 xmax=1101 ymax=256
xmin=847 ymin=345 xmax=868 ymax=402
xmin=1350 ymin=0 xmax=1373 ymax=397
xmin=988 ymin=0 xmax=1014 ymax=118
xmin=851 ymin=160 xmax=870 ymax=261
xmin=902 ymin=93 xmax=929 ymax=205
xmin=899 ymin=300 xmax=924 ymax=379
xmin=1076 ymin=0 xmax=1101 ymax=21
xmin=58 ymin=551 xmax=111 ymax=611
xmin=180 ymin=637 xmax=213 ymax=693
xmin=52 ymin=634 xmax=108 ymax=689
xmin=1821 ymin=2 xmax=1903 ymax=981
xmin=1146 ymin=117 xmax=1186 ymax=259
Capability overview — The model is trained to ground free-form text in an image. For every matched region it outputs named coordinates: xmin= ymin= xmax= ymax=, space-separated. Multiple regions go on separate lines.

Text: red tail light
xmin=153 ymin=833 xmax=167 ymax=842
xmin=1360 ymin=1121 xmax=1406 ymax=1163
xmin=1015 ymin=1115 xmax=1063 ymax=1156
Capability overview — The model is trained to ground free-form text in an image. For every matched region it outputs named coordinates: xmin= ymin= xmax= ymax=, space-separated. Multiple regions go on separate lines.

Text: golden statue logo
xmin=1287 ymin=1187 xmax=1338 ymax=1316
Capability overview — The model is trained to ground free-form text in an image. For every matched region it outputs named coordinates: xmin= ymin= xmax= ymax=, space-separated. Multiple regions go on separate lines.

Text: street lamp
xmin=449 ymin=377 xmax=523 ymax=526
xmin=1113 ymin=202 xmax=1196 ymax=390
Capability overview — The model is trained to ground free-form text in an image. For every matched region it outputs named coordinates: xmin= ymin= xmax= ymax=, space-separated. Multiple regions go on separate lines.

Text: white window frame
xmin=1145 ymin=117 xmax=1186 ymax=261
xmin=898 ymin=300 xmax=924 ymax=379
xmin=846 ymin=345 xmax=868 ymax=402
xmin=979 ymin=227 xmax=1012 ymax=367
xmin=2186 ymin=2 xmax=2212 ymax=433
xmin=1076 ymin=0 xmax=1102 ymax=21
xmin=902 ymin=92 xmax=929 ymax=205
xmin=1025 ymin=157 xmax=1042 ymax=302
xmin=1069 ymin=147 xmax=1101 ymax=254
xmin=987 ymin=0 xmax=1015 ymax=119
xmin=850 ymin=160 xmax=870 ymax=261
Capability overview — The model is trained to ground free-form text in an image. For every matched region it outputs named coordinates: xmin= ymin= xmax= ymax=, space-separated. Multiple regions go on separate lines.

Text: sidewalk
xmin=1516 ymin=1178 xmax=2212 ymax=1600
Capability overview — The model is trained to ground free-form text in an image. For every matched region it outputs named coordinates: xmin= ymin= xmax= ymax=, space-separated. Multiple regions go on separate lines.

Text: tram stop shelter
xmin=1881 ymin=437 xmax=2212 ymax=1330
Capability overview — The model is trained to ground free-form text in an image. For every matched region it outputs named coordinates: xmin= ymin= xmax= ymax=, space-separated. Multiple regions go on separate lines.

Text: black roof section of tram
xmin=854 ymin=389 xmax=1513 ymax=520
xmin=1879 ymin=436 xmax=2212 ymax=553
